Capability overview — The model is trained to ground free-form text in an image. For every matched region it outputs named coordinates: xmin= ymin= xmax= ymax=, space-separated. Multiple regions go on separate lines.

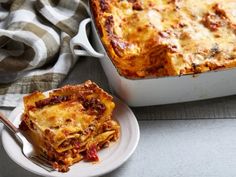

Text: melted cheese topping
xmin=92 ymin=0 xmax=236 ymax=78
xmin=29 ymin=101 xmax=96 ymax=146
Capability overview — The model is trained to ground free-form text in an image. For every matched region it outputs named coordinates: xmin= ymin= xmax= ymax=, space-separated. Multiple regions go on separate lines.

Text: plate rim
xmin=1 ymin=96 xmax=140 ymax=177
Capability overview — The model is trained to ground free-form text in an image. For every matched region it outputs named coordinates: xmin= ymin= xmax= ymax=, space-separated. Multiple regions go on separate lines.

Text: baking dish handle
xmin=70 ymin=18 xmax=104 ymax=58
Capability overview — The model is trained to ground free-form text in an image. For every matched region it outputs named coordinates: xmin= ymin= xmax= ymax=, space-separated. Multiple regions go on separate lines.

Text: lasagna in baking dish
xmin=19 ymin=80 xmax=120 ymax=172
xmin=91 ymin=0 xmax=236 ymax=78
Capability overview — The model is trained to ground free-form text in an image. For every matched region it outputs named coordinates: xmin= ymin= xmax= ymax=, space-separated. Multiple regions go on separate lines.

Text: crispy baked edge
xmin=90 ymin=0 xmax=134 ymax=77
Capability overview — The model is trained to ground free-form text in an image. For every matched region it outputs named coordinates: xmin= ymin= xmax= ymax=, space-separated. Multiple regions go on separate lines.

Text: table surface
xmin=1 ymin=56 xmax=236 ymax=177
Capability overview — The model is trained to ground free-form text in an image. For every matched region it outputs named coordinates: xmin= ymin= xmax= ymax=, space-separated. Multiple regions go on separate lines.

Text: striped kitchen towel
xmin=0 ymin=0 xmax=88 ymax=107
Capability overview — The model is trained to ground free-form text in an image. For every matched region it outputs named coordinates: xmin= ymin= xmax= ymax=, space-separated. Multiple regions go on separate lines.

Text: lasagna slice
xmin=19 ymin=80 xmax=120 ymax=172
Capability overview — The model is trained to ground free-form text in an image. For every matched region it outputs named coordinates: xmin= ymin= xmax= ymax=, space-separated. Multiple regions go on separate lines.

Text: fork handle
xmin=0 ymin=112 xmax=18 ymax=133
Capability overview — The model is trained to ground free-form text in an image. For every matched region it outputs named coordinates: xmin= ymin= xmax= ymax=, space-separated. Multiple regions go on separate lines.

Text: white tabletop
xmin=1 ymin=57 xmax=236 ymax=177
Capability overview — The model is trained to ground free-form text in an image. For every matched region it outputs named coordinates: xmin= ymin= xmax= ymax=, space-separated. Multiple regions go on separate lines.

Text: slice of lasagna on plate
xmin=19 ymin=80 xmax=120 ymax=172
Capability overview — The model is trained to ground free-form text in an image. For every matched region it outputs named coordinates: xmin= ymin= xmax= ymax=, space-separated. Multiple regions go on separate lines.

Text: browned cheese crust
xmin=91 ymin=0 xmax=236 ymax=78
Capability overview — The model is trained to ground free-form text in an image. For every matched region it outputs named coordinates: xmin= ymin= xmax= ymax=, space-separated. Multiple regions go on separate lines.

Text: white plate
xmin=1 ymin=97 xmax=140 ymax=177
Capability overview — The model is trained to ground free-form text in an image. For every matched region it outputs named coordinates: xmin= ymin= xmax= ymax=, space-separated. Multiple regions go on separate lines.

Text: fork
xmin=0 ymin=112 xmax=55 ymax=172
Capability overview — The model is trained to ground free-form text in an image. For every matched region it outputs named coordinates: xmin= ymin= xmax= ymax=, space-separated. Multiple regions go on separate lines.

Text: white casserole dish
xmin=70 ymin=17 xmax=236 ymax=107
